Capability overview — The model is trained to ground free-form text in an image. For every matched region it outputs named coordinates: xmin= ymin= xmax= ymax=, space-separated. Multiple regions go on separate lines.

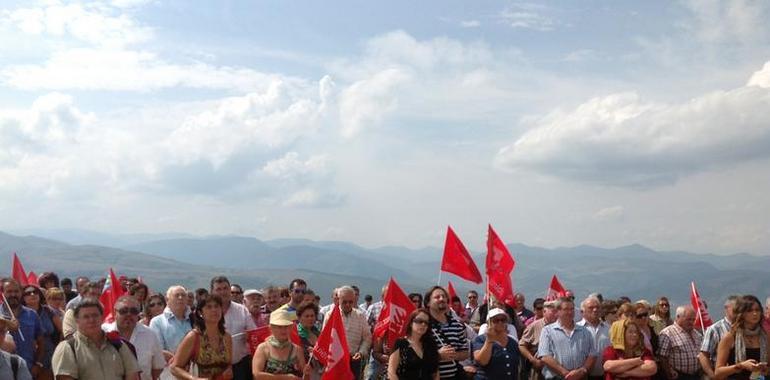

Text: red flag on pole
xmin=441 ymin=226 xmax=483 ymax=284
xmin=486 ymin=225 xmax=515 ymax=306
xmin=27 ymin=272 xmax=38 ymax=286
xmin=12 ymin=253 xmax=29 ymax=286
xmin=546 ymin=275 xmax=567 ymax=301
xmin=447 ymin=281 xmax=457 ymax=301
xmin=690 ymin=281 xmax=713 ymax=330
xmin=313 ymin=306 xmax=354 ymax=380
xmin=374 ymin=278 xmax=417 ymax=349
xmin=99 ymin=268 xmax=125 ymax=323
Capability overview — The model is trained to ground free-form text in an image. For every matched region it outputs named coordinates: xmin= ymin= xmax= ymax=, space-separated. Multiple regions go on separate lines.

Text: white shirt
xmin=478 ymin=323 xmax=519 ymax=340
xmin=103 ymin=322 xmax=166 ymax=380
xmin=224 ymin=301 xmax=257 ymax=363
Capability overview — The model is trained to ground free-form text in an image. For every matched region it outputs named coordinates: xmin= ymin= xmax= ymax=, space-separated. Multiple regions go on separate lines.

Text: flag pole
xmin=437 ymin=270 xmax=443 ymax=286
xmin=1 ymin=293 xmax=24 ymax=341
xmin=692 ymin=282 xmax=706 ymax=334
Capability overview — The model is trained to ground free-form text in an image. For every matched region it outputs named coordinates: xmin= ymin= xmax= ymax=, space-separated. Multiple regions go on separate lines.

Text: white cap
xmin=487 ymin=308 xmax=510 ymax=322
xmin=244 ymin=289 xmax=262 ymax=297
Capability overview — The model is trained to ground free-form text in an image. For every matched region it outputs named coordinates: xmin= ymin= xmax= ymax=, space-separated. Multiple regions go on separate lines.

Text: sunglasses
xmin=636 ymin=313 xmax=649 ymax=318
xmin=292 ymin=289 xmax=307 ymax=294
xmin=23 ymin=290 xmax=38 ymax=296
xmin=117 ymin=307 xmax=141 ymax=316
xmin=412 ymin=318 xmax=429 ymax=325
xmin=535 ymin=306 xmax=544 ymax=311
xmin=231 ymin=291 xmax=242 ymax=295
xmin=468 ymin=296 xmax=477 ymax=299
xmin=490 ymin=317 xmax=508 ymax=324
xmin=148 ymin=302 xmax=164 ymax=308
xmin=659 ymin=303 xmax=669 ymax=307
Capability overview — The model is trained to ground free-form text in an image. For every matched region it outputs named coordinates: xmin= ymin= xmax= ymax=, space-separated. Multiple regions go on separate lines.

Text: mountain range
xmin=2 ymin=229 xmax=768 ymax=310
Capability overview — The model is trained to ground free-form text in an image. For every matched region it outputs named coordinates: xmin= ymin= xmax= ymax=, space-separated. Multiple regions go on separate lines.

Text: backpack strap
xmin=10 ymin=355 xmax=19 ymax=379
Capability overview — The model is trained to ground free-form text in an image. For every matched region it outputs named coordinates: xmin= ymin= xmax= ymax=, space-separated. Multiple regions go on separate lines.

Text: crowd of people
xmin=1 ymin=271 xmax=769 ymax=380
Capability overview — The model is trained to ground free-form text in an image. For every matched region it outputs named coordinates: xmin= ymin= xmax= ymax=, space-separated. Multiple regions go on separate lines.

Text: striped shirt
xmin=700 ymin=318 xmax=731 ymax=364
xmin=430 ymin=313 xmax=469 ymax=379
xmin=537 ymin=320 xmax=597 ymax=379
xmin=658 ymin=323 xmax=703 ymax=375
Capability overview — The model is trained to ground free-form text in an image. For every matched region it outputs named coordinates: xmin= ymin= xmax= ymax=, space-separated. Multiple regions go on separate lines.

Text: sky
xmin=1 ymin=0 xmax=770 ymax=255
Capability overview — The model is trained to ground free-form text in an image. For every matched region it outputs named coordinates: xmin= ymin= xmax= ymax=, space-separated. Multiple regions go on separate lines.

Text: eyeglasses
xmin=468 ymin=296 xmax=477 ymax=299
xmin=231 ymin=291 xmax=242 ymax=295
xmin=23 ymin=290 xmax=37 ymax=296
xmin=490 ymin=318 xmax=508 ymax=324
xmin=292 ymin=289 xmax=307 ymax=294
xmin=413 ymin=318 xmax=429 ymax=325
xmin=117 ymin=307 xmax=141 ymax=316
xmin=659 ymin=303 xmax=669 ymax=307
xmin=636 ymin=313 xmax=649 ymax=318
xmin=148 ymin=302 xmax=164 ymax=308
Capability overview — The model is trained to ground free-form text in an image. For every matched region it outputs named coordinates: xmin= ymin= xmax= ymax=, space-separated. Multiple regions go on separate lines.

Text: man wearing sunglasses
xmin=276 ymin=278 xmax=308 ymax=321
xmin=103 ymin=295 xmax=165 ymax=380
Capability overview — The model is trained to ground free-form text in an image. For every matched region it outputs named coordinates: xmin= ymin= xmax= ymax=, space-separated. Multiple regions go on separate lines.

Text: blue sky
xmin=1 ymin=0 xmax=770 ymax=255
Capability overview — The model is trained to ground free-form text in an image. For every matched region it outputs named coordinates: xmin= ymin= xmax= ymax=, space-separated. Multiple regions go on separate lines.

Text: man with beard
xmin=425 ymin=285 xmax=469 ymax=380
xmin=1 ymin=278 xmax=45 ymax=379
xmin=103 ymin=296 xmax=165 ymax=380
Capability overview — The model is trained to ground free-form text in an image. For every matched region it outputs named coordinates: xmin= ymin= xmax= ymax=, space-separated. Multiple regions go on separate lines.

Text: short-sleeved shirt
xmin=51 ymin=331 xmax=140 ymax=380
xmin=0 ymin=350 xmax=33 ymax=380
xmin=537 ymin=320 xmax=598 ymax=379
xmin=577 ymin=319 xmax=611 ymax=376
xmin=657 ymin=324 xmax=702 ymax=375
xmin=149 ymin=307 xmax=192 ymax=353
xmin=700 ymin=318 xmax=731 ymax=363
xmin=520 ymin=318 xmax=549 ymax=351
xmin=472 ymin=334 xmax=520 ymax=380
xmin=10 ymin=306 xmax=43 ymax=366
xmin=602 ymin=346 xmax=654 ymax=380
xmin=224 ymin=301 xmax=257 ymax=363
xmin=104 ymin=322 xmax=166 ymax=380
xmin=430 ymin=313 xmax=469 ymax=379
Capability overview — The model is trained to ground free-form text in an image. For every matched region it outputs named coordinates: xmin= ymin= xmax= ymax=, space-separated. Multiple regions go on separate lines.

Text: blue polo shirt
xmin=10 ymin=306 xmax=43 ymax=366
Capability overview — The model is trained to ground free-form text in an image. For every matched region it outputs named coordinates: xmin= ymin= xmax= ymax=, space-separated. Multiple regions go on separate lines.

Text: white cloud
xmin=338 ymin=68 xmax=410 ymax=138
xmin=496 ymin=61 xmax=770 ymax=187
xmin=262 ymin=152 xmax=329 ymax=180
xmin=5 ymin=1 xmax=153 ymax=48
xmin=594 ymin=206 xmax=625 ymax=222
xmin=748 ymin=61 xmax=770 ymax=88
xmin=681 ymin=0 xmax=769 ymax=46
xmin=1 ymin=48 xmax=295 ymax=92
xmin=460 ymin=20 xmax=480 ymax=28
xmin=498 ymin=4 xmax=557 ymax=31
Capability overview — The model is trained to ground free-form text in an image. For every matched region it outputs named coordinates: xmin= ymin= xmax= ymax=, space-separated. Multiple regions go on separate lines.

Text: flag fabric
xmin=546 ymin=275 xmax=567 ymax=301
xmin=441 ymin=226 xmax=483 ymax=284
xmin=690 ymin=281 xmax=713 ymax=330
xmin=246 ymin=326 xmax=271 ymax=353
xmin=12 ymin=253 xmax=29 ymax=286
xmin=374 ymin=278 xmax=417 ymax=349
xmin=27 ymin=272 xmax=38 ymax=286
xmin=99 ymin=268 xmax=126 ymax=323
xmin=290 ymin=322 xmax=302 ymax=346
xmin=486 ymin=225 xmax=515 ymax=306
xmin=447 ymin=281 xmax=457 ymax=301
xmin=313 ymin=306 xmax=354 ymax=380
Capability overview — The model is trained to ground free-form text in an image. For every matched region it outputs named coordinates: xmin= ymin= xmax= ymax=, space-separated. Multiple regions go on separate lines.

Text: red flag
xmin=313 ymin=306 xmax=354 ymax=380
xmin=690 ymin=281 xmax=713 ymax=330
xmin=290 ymin=322 xmax=302 ymax=346
xmin=374 ymin=278 xmax=417 ymax=349
xmin=546 ymin=275 xmax=567 ymax=301
xmin=486 ymin=225 xmax=515 ymax=306
xmin=247 ymin=326 xmax=271 ymax=353
xmin=441 ymin=226 xmax=483 ymax=284
xmin=12 ymin=253 xmax=29 ymax=286
xmin=27 ymin=272 xmax=38 ymax=286
xmin=99 ymin=268 xmax=126 ymax=323
xmin=447 ymin=281 xmax=457 ymax=301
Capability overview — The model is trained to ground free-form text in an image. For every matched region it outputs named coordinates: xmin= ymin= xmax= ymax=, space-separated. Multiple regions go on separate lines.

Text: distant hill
xmin=6 ymin=230 xmax=769 ymax=309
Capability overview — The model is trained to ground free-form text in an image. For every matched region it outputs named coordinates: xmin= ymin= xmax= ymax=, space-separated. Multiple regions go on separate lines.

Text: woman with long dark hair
xmin=21 ymin=284 xmax=60 ymax=380
xmin=714 ymin=295 xmax=770 ymax=380
xmin=142 ymin=293 xmax=166 ymax=326
xmin=171 ymin=295 xmax=233 ymax=380
xmin=388 ymin=308 xmax=439 ymax=380
xmin=649 ymin=297 xmax=673 ymax=335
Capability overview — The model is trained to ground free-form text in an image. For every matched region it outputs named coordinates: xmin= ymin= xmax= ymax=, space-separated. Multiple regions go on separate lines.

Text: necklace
xmin=267 ymin=336 xmax=291 ymax=349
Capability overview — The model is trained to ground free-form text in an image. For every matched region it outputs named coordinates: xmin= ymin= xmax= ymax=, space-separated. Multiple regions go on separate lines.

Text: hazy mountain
xmin=3 ymin=230 xmax=768 ymax=309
